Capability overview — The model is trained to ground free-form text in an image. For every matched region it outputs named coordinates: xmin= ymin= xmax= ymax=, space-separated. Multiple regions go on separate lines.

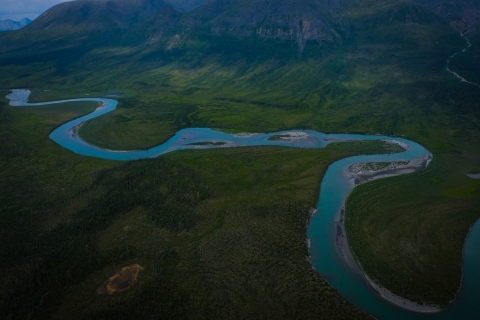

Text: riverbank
xmin=363 ymin=273 xmax=441 ymax=313
xmin=268 ymin=131 xmax=308 ymax=141
xmin=344 ymin=155 xmax=432 ymax=186
xmin=337 ymin=154 xmax=441 ymax=313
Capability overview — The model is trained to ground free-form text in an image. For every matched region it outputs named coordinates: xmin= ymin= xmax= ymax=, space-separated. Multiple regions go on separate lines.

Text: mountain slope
xmin=27 ymin=0 xmax=166 ymax=32
xmin=120 ymin=0 xmax=349 ymax=61
xmin=0 ymin=0 xmax=171 ymax=67
xmin=448 ymin=19 xmax=480 ymax=84
xmin=0 ymin=0 xmax=465 ymax=83
xmin=410 ymin=0 xmax=480 ymax=32
xmin=206 ymin=0 xmax=349 ymax=52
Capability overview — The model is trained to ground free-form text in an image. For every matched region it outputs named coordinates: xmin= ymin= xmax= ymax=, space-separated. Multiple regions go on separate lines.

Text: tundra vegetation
xmin=0 ymin=0 xmax=480 ymax=318
xmin=0 ymin=98 xmax=384 ymax=319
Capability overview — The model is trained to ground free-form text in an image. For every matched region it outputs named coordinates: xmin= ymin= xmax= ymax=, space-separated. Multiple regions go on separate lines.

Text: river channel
xmin=6 ymin=89 xmax=480 ymax=319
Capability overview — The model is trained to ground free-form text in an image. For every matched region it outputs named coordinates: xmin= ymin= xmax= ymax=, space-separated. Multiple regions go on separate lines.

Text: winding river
xmin=6 ymin=89 xmax=480 ymax=319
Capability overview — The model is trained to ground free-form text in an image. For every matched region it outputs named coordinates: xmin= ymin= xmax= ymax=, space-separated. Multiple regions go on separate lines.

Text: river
xmin=6 ymin=89 xmax=480 ymax=319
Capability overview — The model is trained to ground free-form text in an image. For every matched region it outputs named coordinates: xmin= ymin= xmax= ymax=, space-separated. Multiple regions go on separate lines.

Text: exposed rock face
xmin=122 ymin=0 xmax=348 ymax=53
xmin=0 ymin=18 xmax=32 ymax=31
xmin=206 ymin=0 xmax=348 ymax=52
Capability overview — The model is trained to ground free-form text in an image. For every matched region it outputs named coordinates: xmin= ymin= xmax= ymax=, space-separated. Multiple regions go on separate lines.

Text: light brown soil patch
xmin=98 ymin=264 xmax=143 ymax=295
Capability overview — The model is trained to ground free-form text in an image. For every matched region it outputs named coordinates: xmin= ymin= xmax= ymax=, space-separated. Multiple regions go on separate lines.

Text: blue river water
xmin=6 ymin=90 xmax=480 ymax=319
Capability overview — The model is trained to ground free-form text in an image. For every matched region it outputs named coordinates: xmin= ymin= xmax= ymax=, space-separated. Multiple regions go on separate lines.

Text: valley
xmin=1 ymin=0 xmax=480 ymax=319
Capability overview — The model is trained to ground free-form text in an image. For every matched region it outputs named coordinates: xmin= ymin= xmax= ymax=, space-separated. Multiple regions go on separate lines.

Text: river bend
xmin=6 ymin=89 xmax=480 ymax=319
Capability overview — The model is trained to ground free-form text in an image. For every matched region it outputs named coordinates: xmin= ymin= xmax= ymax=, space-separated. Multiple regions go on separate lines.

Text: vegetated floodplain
xmin=2 ymin=77 xmax=480 ymax=316
xmin=78 ymin=97 xmax=197 ymax=150
xmin=1 ymin=98 xmax=394 ymax=319
xmin=345 ymin=155 xmax=480 ymax=306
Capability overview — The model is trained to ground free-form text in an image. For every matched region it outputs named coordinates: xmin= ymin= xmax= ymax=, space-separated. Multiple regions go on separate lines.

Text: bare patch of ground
xmin=97 ymin=264 xmax=144 ymax=295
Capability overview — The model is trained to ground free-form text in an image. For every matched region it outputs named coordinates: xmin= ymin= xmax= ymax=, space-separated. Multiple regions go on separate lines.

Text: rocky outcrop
xmin=208 ymin=0 xmax=348 ymax=52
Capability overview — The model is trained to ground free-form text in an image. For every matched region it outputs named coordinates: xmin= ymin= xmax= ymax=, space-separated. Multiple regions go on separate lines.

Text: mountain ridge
xmin=0 ymin=18 xmax=32 ymax=31
xmin=27 ymin=0 xmax=167 ymax=32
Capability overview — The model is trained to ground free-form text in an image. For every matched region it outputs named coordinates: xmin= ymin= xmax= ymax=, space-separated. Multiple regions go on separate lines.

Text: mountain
xmin=2 ymin=0 xmax=469 ymax=52
xmin=0 ymin=0 xmax=464 ymax=89
xmin=0 ymin=0 xmax=171 ymax=64
xmin=0 ymin=0 xmax=464 ymax=67
xmin=205 ymin=0 xmax=349 ymax=52
xmin=123 ymin=0 xmax=348 ymax=55
xmin=27 ymin=0 xmax=167 ymax=32
xmin=411 ymin=0 xmax=480 ymax=32
xmin=0 ymin=18 xmax=32 ymax=31
xmin=26 ymin=0 xmax=212 ymax=33
xmin=15 ymin=0 xmax=347 ymax=40
xmin=0 ymin=0 xmax=352 ymax=64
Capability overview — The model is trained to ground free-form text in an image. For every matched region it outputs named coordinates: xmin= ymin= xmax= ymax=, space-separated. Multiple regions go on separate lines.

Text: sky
xmin=0 ymin=0 xmax=73 ymax=21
